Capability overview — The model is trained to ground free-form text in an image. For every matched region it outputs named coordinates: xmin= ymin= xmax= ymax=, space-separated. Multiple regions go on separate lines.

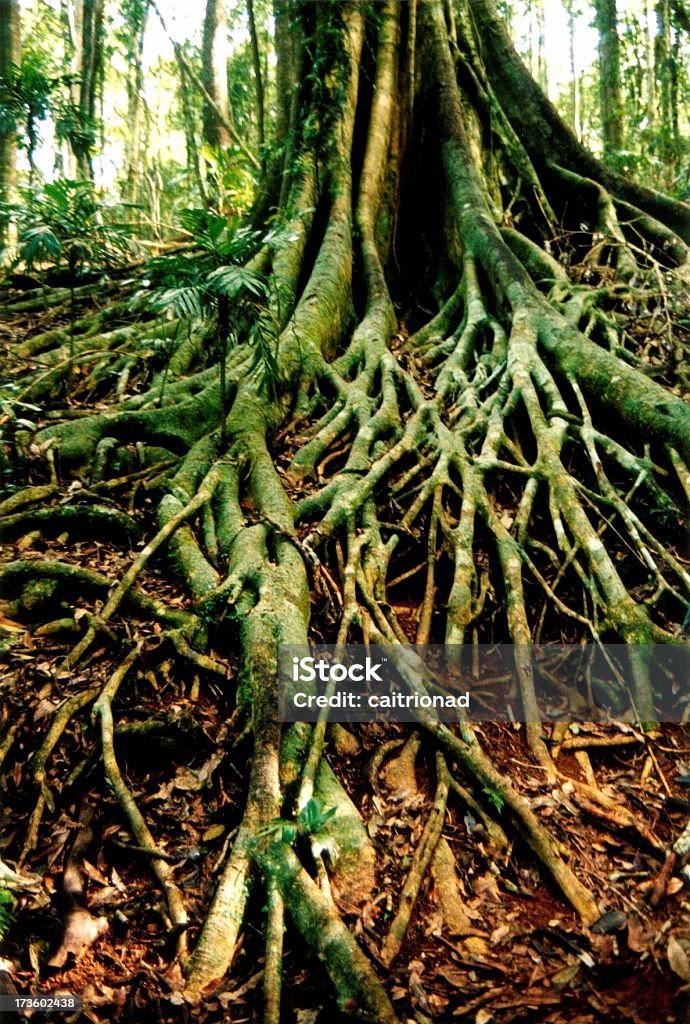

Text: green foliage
xmin=0 ymin=888 xmax=16 ymax=943
xmin=0 ymin=50 xmax=53 ymax=138
xmin=135 ymin=211 xmax=282 ymax=405
xmin=255 ymin=798 xmax=337 ymax=847
xmin=54 ymin=102 xmax=97 ymax=164
xmin=0 ymin=50 xmax=81 ymax=175
xmin=200 ymin=145 xmax=257 ymax=216
xmin=5 ymin=179 xmax=136 ymax=276
xmin=298 ymin=797 xmax=337 ymax=835
xmin=482 ymin=785 xmax=505 ymax=814
xmin=1 ymin=180 xmax=136 ymax=368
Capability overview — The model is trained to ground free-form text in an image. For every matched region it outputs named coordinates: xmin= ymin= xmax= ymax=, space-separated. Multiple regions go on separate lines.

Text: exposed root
xmin=257 ymin=840 xmax=401 ymax=1024
xmin=93 ymin=647 xmax=189 ymax=958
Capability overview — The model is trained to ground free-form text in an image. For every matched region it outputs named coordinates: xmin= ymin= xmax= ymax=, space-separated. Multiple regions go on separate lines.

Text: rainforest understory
xmin=1 ymin=1 xmax=690 ymax=1022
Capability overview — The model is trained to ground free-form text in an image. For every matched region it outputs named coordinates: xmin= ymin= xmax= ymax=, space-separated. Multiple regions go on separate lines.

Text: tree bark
xmin=201 ymin=0 xmax=231 ymax=149
xmin=594 ymin=0 xmax=625 ymax=159
xmin=122 ymin=0 xmax=150 ymax=203
xmin=247 ymin=0 xmax=265 ymax=158
xmin=0 ymin=0 xmax=20 ymax=251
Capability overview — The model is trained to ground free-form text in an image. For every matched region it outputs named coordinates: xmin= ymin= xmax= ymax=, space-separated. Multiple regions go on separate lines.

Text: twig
xmin=559 ymin=733 xmax=643 ymax=751
xmin=0 ymin=716 xmax=24 ymax=773
xmin=447 ymin=776 xmax=510 ymax=854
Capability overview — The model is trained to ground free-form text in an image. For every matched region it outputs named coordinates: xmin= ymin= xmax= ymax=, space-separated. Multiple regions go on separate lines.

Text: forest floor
xmin=2 ymin=287 xmax=690 ymax=1024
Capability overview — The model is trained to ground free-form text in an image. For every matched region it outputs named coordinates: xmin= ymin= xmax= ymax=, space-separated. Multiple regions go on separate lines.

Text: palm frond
xmin=207 ymin=265 xmax=267 ymax=300
xmin=147 ymin=285 xmax=205 ymax=320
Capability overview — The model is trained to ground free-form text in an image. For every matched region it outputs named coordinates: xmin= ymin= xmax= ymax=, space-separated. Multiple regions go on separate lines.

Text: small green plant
xmin=482 ymin=785 xmax=505 ymax=814
xmin=0 ymin=395 xmax=41 ymax=496
xmin=135 ymin=210 xmax=282 ymax=441
xmin=5 ymin=179 xmax=136 ymax=371
xmin=0 ymin=888 xmax=16 ymax=942
xmin=254 ymin=798 xmax=337 ymax=847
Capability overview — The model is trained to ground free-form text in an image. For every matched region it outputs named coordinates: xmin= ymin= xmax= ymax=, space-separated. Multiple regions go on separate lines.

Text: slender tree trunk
xmin=265 ymin=0 xmax=300 ymax=213
xmin=594 ymin=0 xmax=624 ymax=160
xmin=0 ymin=0 xmax=20 ymax=252
xmin=564 ymin=0 xmax=578 ymax=133
xmin=63 ymin=0 xmax=104 ymax=179
xmin=79 ymin=0 xmax=104 ymax=179
xmin=201 ymin=0 xmax=231 ymax=149
xmin=123 ymin=0 xmax=150 ymax=203
xmin=535 ymin=0 xmax=548 ymax=93
xmin=645 ymin=0 xmax=658 ymax=131
xmin=527 ymin=0 xmax=548 ymax=93
xmin=655 ymin=0 xmax=675 ymax=186
xmin=177 ymin=62 xmax=208 ymax=209
xmin=247 ymin=0 xmax=266 ymax=159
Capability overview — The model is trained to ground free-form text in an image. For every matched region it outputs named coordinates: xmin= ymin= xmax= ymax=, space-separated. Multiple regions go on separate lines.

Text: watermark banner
xmin=277 ymin=643 xmax=690 ymax=724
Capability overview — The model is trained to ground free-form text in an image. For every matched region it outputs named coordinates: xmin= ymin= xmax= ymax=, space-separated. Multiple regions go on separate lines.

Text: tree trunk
xmin=0 ymin=0 xmax=20 ymax=251
xmin=655 ymin=0 xmax=676 ymax=187
xmin=564 ymin=0 xmax=578 ymax=133
xmin=122 ymin=0 xmax=150 ymax=203
xmin=2 ymin=0 xmax=690 ymax=1018
xmin=594 ymin=0 xmax=624 ymax=160
xmin=201 ymin=0 xmax=231 ymax=149
xmin=79 ymin=0 xmax=104 ymax=179
xmin=63 ymin=0 xmax=104 ymax=179
xmin=247 ymin=0 xmax=265 ymax=159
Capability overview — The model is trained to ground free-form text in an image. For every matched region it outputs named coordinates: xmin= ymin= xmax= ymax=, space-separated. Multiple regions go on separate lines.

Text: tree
xmin=1 ymin=1 xmax=689 ymax=1020
xmin=246 ymin=0 xmax=266 ymax=159
xmin=120 ymin=0 xmax=151 ymax=203
xmin=594 ymin=0 xmax=625 ymax=158
xmin=60 ymin=0 xmax=105 ymax=179
xmin=0 ymin=0 xmax=21 ymax=250
xmin=201 ymin=0 xmax=231 ymax=149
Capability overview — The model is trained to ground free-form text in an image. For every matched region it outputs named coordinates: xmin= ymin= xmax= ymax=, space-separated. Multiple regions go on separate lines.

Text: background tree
xmin=119 ymin=0 xmax=150 ymax=203
xmin=0 ymin=0 xmax=21 ymax=251
xmin=594 ymin=0 xmax=625 ymax=158
xmin=59 ymin=0 xmax=105 ymax=179
xmin=246 ymin=0 xmax=265 ymax=159
xmin=201 ymin=0 xmax=231 ymax=149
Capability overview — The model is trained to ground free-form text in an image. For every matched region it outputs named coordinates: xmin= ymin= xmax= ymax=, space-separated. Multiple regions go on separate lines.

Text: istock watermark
xmin=290 ymin=655 xmax=385 ymax=683
xmin=277 ymin=643 xmax=690 ymax=725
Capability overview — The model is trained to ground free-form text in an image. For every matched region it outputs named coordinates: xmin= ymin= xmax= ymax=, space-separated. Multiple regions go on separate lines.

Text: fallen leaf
xmin=626 ymin=914 xmax=651 ymax=953
xmin=552 ymin=962 xmax=581 ymax=987
xmin=202 ymin=824 xmax=226 ymax=842
xmin=667 ymin=936 xmax=690 ymax=982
